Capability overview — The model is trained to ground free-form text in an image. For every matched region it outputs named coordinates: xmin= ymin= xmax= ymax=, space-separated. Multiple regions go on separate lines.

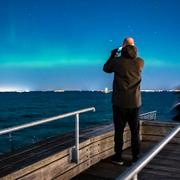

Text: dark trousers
xmin=113 ymin=105 xmax=140 ymax=158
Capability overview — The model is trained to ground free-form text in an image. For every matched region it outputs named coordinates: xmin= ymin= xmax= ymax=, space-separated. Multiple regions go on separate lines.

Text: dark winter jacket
xmin=103 ymin=45 xmax=144 ymax=108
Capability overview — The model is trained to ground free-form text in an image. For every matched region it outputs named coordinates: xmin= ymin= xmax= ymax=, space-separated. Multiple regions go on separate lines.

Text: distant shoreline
xmin=0 ymin=90 xmax=179 ymax=93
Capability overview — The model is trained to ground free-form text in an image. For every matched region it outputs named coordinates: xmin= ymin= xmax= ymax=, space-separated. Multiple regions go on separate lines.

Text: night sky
xmin=0 ymin=0 xmax=180 ymax=91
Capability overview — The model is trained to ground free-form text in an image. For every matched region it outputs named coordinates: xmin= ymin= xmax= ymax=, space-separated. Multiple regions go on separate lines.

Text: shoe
xmin=110 ymin=155 xmax=124 ymax=165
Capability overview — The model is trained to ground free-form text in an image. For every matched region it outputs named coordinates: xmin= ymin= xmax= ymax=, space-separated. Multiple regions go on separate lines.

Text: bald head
xmin=122 ymin=37 xmax=135 ymax=48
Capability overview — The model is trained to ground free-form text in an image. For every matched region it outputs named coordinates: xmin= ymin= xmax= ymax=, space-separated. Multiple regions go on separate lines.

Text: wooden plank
xmin=142 ymin=166 xmax=180 ymax=178
xmin=90 ymin=131 xmax=131 ymax=157
xmin=141 ymin=120 xmax=178 ymax=127
xmin=141 ymin=141 xmax=180 ymax=152
xmin=0 ymin=139 xmax=74 ymax=171
xmin=0 ymin=124 xmax=116 ymax=179
xmin=90 ymin=137 xmax=114 ymax=157
xmin=142 ymin=126 xmax=172 ymax=136
xmin=142 ymin=134 xmax=180 ymax=144
xmin=72 ymin=141 xmax=132 ymax=180
xmin=0 ymin=128 xmax=94 ymax=169
xmin=90 ymin=148 xmax=114 ymax=166
xmin=0 ymin=132 xmax=74 ymax=164
xmin=61 ymin=139 xmax=131 ymax=179
xmin=58 ymin=149 xmax=114 ymax=180
xmin=71 ymin=172 xmax=107 ymax=180
xmin=0 ymin=124 xmax=114 ymax=178
xmin=0 ymin=139 xmax=91 ymax=179
xmin=2 ymin=121 xmax=179 ymax=180
xmin=87 ymin=133 xmax=131 ymax=173
xmin=73 ymin=136 xmax=180 ymax=180
xmin=139 ymin=171 xmax=179 ymax=180
xmin=54 ymin=159 xmax=91 ymax=180
xmin=89 ymin=131 xmax=114 ymax=144
xmin=89 ymin=126 xmax=130 ymax=143
xmin=0 ymin=124 xmax=112 ymax=163
xmin=155 ymin=153 xmax=180 ymax=161
xmin=54 ymin=136 xmax=119 ymax=179
xmin=149 ymin=157 xmax=180 ymax=168
xmin=141 ymin=122 xmax=180 ymax=138
xmin=79 ymin=160 xmax=126 ymax=179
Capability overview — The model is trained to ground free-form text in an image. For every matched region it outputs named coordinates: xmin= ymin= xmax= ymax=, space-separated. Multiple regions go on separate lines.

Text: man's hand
xmin=111 ymin=48 xmax=118 ymax=58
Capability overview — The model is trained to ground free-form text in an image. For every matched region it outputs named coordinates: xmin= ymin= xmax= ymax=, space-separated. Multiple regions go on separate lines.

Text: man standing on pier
xmin=103 ymin=37 xmax=144 ymax=165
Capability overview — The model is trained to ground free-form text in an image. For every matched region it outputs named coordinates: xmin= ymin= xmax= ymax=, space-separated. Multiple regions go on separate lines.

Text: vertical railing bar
xmin=133 ymin=174 xmax=138 ymax=180
xmin=9 ymin=133 xmax=13 ymax=152
xmin=0 ymin=107 xmax=96 ymax=161
xmin=75 ymin=113 xmax=80 ymax=163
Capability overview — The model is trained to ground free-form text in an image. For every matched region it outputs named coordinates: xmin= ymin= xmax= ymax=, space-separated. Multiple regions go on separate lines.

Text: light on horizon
xmin=0 ymin=86 xmax=30 ymax=92
xmin=104 ymin=87 xmax=109 ymax=94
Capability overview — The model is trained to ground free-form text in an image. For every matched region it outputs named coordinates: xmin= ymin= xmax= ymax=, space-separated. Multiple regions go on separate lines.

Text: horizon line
xmin=0 ymin=89 xmax=180 ymax=93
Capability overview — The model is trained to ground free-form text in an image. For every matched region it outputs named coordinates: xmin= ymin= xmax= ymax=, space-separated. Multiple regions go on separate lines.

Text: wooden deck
xmin=0 ymin=121 xmax=179 ymax=180
xmin=72 ymin=140 xmax=180 ymax=180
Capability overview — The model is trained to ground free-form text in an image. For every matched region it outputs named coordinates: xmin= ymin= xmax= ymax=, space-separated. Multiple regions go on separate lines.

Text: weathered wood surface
xmin=73 ymin=121 xmax=180 ymax=180
xmin=0 ymin=123 xmax=130 ymax=180
xmin=141 ymin=120 xmax=180 ymax=144
xmin=0 ymin=120 xmax=179 ymax=180
xmin=73 ymin=140 xmax=180 ymax=180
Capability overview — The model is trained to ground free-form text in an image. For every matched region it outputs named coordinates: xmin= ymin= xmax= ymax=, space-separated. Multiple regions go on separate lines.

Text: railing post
xmin=9 ymin=133 xmax=14 ymax=152
xmin=75 ymin=113 xmax=80 ymax=163
xmin=133 ymin=174 xmax=138 ymax=180
xmin=71 ymin=113 xmax=80 ymax=163
xmin=0 ymin=107 xmax=95 ymax=158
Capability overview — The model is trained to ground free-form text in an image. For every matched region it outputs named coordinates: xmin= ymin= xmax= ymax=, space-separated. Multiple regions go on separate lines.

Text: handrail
xmin=116 ymin=125 xmax=180 ymax=180
xmin=139 ymin=111 xmax=157 ymax=120
xmin=139 ymin=111 xmax=157 ymax=117
xmin=0 ymin=107 xmax=96 ymax=163
xmin=0 ymin=107 xmax=95 ymax=135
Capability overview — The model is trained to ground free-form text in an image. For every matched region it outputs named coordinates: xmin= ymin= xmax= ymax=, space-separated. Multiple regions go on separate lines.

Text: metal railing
xmin=0 ymin=107 xmax=96 ymax=163
xmin=139 ymin=111 xmax=157 ymax=120
xmin=116 ymin=125 xmax=180 ymax=180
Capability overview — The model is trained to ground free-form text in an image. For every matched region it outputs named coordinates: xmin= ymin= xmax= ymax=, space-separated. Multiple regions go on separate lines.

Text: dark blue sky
xmin=0 ymin=0 xmax=180 ymax=91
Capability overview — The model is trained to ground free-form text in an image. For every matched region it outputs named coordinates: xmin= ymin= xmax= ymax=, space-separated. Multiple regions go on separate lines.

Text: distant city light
xmin=104 ymin=87 xmax=109 ymax=94
xmin=0 ymin=86 xmax=30 ymax=92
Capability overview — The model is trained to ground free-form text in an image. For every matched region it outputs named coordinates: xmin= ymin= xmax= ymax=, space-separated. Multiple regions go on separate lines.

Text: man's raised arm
xmin=103 ymin=49 xmax=117 ymax=73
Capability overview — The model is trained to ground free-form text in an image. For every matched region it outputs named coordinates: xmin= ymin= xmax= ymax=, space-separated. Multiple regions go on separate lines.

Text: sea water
xmin=0 ymin=91 xmax=179 ymax=154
